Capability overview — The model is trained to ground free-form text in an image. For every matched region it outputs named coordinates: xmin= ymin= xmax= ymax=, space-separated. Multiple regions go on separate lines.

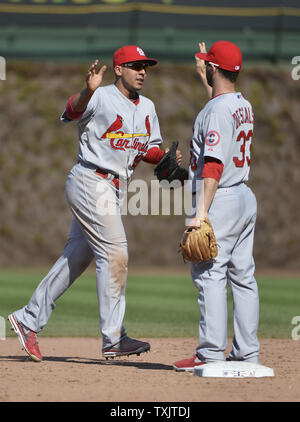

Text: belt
xmin=95 ymin=168 xmax=120 ymax=189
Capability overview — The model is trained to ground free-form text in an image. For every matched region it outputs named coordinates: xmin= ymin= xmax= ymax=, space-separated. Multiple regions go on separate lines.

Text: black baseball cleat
xmin=102 ymin=336 xmax=150 ymax=359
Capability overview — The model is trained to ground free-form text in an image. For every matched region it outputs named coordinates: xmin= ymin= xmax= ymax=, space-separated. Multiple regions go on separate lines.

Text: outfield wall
xmin=0 ymin=0 xmax=299 ymax=61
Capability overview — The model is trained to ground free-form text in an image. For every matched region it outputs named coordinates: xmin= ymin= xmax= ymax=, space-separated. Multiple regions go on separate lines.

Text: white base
xmin=194 ymin=361 xmax=274 ymax=378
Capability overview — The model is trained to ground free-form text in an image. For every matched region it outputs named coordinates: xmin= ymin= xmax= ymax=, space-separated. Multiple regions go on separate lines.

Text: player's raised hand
xmin=86 ymin=60 xmax=107 ymax=93
xmin=195 ymin=42 xmax=207 ymax=81
xmin=70 ymin=60 xmax=107 ymax=113
xmin=195 ymin=42 xmax=212 ymax=99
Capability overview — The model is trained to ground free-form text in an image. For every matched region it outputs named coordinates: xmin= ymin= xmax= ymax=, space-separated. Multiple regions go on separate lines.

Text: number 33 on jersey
xmin=189 ymin=92 xmax=254 ymax=188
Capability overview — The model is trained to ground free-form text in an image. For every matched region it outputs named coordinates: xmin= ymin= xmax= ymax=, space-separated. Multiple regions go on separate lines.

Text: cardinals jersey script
xmin=189 ymin=92 xmax=254 ymax=189
xmin=61 ymin=84 xmax=162 ymax=179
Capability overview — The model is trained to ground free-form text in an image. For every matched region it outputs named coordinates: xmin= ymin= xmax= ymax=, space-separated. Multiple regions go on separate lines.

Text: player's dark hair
xmin=218 ymin=68 xmax=239 ymax=83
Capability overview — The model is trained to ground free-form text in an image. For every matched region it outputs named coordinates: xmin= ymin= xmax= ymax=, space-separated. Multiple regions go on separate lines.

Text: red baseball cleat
xmin=173 ymin=355 xmax=206 ymax=372
xmin=8 ymin=313 xmax=42 ymax=362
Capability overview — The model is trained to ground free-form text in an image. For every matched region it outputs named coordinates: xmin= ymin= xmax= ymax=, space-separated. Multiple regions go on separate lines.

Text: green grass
xmin=0 ymin=268 xmax=299 ymax=339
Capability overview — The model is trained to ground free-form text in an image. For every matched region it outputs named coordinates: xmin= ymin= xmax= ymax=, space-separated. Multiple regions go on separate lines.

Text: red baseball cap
xmin=195 ymin=41 xmax=242 ymax=72
xmin=113 ymin=45 xmax=158 ymax=67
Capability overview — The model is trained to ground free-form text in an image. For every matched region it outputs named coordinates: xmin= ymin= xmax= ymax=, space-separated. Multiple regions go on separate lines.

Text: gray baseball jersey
xmin=189 ymin=92 xmax=254 ymax=190
xmin=61 ymin=84 xmax=162 ymax=179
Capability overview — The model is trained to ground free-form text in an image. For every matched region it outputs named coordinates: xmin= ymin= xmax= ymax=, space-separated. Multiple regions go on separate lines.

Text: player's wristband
xmin=65 ymin=94 xmax=86 ymax=120
xmin=142 ymin=147 xmax=165 ymax=164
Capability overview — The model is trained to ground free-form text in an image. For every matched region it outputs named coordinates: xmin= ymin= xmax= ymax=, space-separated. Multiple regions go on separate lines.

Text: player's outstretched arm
xmin=72 ymin=60 xmax=107 ymax=113
xmin=195 ymin=42 xmax=212 ymax=100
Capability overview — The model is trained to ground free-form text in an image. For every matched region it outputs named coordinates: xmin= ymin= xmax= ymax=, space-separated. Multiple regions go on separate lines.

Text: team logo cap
xmin=113 ymin=45 xmax=158 ymax=67
xmin=195 ymin=41 xmax=242 ymax=72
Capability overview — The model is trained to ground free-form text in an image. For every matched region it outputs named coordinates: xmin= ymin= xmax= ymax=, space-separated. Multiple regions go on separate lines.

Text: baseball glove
xmin=179 ymin=219 xmax=218 ymax=263
xmin=154 ymin=140 xmax=188 ymax=184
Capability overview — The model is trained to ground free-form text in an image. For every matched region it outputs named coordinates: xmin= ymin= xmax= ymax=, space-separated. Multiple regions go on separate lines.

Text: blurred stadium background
xmin=0 ymin=0 xmax=300 ymax=270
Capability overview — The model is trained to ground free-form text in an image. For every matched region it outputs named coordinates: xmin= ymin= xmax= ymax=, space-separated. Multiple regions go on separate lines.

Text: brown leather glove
xmin=179 ymin=218 xmax=218 ymax=263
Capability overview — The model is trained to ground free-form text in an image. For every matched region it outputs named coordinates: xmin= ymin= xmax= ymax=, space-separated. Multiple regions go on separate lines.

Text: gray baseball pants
xmin=191 ymin=182 xmax=260 ymax=363
xmin=14 ymin=162 xmax=128 ymax=350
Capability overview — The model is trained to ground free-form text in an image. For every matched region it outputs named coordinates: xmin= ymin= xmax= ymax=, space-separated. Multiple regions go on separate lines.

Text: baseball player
xmin=8 ymin=45 xmax=181 ymax=362
xmin=173 ymin=41 xmax=260 ymax=371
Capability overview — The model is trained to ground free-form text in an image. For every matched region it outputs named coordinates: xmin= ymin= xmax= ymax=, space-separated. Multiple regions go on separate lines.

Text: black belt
xmin=95 ymin=168 xmax=120 ymax=189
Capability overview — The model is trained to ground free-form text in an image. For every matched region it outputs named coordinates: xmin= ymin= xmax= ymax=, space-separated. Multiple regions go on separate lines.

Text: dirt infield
xmin=1 ymin=337 xmax=299 ymax=402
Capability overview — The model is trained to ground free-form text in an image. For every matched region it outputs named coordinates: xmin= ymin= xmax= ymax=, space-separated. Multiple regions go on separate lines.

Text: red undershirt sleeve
xmin=142 ymin=147 xmax=165 ymax=164
xmin=201 ymin=156 xmax=224 ymax=181
xmin=65 ymin=94 xmax=86 ymax=120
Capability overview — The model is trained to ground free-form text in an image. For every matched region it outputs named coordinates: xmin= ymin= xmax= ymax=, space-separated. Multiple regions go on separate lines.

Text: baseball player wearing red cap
xmin=9 ymin=45 xmax=181 ymax=362
xmin=173 ymin=41 xmax=260 ymax=371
